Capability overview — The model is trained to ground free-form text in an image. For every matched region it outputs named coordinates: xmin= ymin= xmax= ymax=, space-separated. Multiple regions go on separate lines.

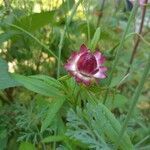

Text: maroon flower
xmin=64 ymin=44 xmax=107 ymax=85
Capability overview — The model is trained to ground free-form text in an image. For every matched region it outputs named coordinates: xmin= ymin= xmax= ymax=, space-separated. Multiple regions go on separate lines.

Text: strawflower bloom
xmin=64 ymin=44 xmax=107 ymax=85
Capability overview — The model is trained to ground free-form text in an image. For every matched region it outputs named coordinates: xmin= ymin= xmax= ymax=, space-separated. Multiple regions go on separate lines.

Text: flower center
xmin=77 ymin=53 xmax=97 ymax=76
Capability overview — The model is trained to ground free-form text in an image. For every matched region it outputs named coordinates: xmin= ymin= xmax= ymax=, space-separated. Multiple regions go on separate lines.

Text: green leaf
xmin=0 ymin=128 xmax=7 ymax=150
xmin=66 ymin=107 xmax=110 ymax=149
xmin=12 ymin=1 xmax=75 ymax=33
xmin=30 ymin=74 xmax=63 ymax=89
xmin=42 ymin=135 xmax=65 ymax=143
xmin=14 ymin=11 xmax=56 ymax=32
xmin=11 ymin=74 xmax=64 ymax=97
xmin=90 ymin=27 xmax=101 ymax=51
xmin=67 ymin=103 xmax=133 ymax=150
xmin=0 ymin=31 xmax=17 ymax=44
xmin=60 ymin=0 xmax=75 ymax=13
xmin=106 ymin=94 xmax=128 ymax=110
xmin=88 ymin=103 xmax=133 ymax=150
xmin=19 ymin=142 xmax=35 ymax=150
xmin=0 ymin=58 xmax=20 ymax=90
xmin=41 ymin=97 xmax=66 ymax=132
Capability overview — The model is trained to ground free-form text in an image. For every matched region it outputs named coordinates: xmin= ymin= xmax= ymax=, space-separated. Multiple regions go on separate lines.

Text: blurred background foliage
xmin=0 ymin=0 xmax=150 ymax=149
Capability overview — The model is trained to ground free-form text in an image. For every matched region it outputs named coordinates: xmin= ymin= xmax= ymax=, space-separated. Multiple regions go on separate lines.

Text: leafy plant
xmin=66 ymin=103 xmax=133 ymax=150
xmin=0 ymin=0 xmax=150 ymax=149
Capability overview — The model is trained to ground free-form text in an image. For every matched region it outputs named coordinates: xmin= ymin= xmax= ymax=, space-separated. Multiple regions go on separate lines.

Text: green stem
xmin=58 ymin=75 xmax=71 ymax=81
xmin=57 ymin=0 xmax=83 ymax=78
xmin=135 ymin=135 xmax=150 ymax=148
xmin=103 ymin=1 xmax=139 ymax=104
xmin=87 ymin=18 xmax=91 ymax=45
xmin=8 ymin=24 xmax=59 ymax=61
xmin=106 ymin=32 xmax=150 ymax=58
xmin=36 ymin=126 xmax=47 ymax=150
xmin=115 ymin=54 xmax=150 ymax=149
xmin=96 ymin=0 xmax=106 ymax=26
xmin=126 ymin=0 xmax=148 ymax=75
xmin=83 ymin=1 xmax=91 ymax=44
xmin=125 ymin=32 xmax=150 ymax=47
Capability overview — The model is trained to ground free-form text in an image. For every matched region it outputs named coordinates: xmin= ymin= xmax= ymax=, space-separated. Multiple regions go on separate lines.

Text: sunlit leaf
xmin=14 ymin=11 xmax=56 ymax=32
xmin=0 ymin=58 xmax=20 ymax=90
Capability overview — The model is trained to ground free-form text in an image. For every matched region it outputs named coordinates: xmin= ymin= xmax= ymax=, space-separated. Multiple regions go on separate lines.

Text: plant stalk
xmin=103 ymin=0 xmax=139 ymax=104
xmin=57 ymin=0 xmax=83 ymax=78
xmin=126 ymin=0 xmax=148 ymax=75
xmin=115 ymin=54 xmax=150 ymax=149
xmin=97 ymin=0 xmax=106 ymax=27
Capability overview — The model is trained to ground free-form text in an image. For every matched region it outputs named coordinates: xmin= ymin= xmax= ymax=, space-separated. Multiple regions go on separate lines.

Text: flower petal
xmin=72 ymin=71 xmax=94 ymax=85
xmin=65 ymin=45 xmax=90 ymax=72
xmin=80 ymin=44 xmax=89 ymax=53
xmin=99 ymin=66 xmax=107 ymax=72
xmin=93 ymin=67 xmax=107 ymax=79
xmin=64 ymin=52 xmax=80 ymax=71
xmin=94 ymin=51 xmax=106 ymax=66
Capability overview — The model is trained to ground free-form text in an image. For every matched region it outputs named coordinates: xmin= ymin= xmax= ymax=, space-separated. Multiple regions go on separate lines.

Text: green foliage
xmin=0 ymin=0 xmax=149 ymax=149
xmin=0 ymin=31 xmax=17 ymax=44
xmin=13 ymin=100 xmax=49 ymax=143
xmin=14 ymin=11 xmax=56 ymax=32
xmin=60 ymin=0 xmax=75 ymax=13
xmin=42 ymin=135 xmax=66 ymax=143
xmin=66 ymin=103 xmax=133 ymax=150
xmin=105 ymin=94 xmax=128 ymax=110
xmin=0 ymin=128 xmax=7 ymax=150
xmin=31 ymin=74 xmax=63 ymax=89
xmin=19 ymin=142 xmax=35 ymax=150
xmin=12 ymin=74 xmax=64 ymax=97
xmin=66 ymin=108 xmax=110 ymax=149
xmin=90 ymin=27 xmax=101 ymax=51
xmin=41 ymin=97 xmax=66 ymax=132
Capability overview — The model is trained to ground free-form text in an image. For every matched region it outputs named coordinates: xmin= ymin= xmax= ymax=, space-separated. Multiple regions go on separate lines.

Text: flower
xmin=129 ymin=0 xmax=150 ymax=6
xmin=64 ymin=44 xmax=107 ymax=85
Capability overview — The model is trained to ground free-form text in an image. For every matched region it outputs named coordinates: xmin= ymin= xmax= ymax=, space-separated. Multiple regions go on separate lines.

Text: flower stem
xmin=126 ymin=0 xmax=148 ymax=75
xmin=115 ymin=54 xmax=150 ymax=149
xmin=57 ymin=0 xmax=83 ymax=78
xmin=97 ymin=0 xmax=106 ymax=27
xmin=103 ymin=0 xmax=139 ymax=104
xmin=82 ymin=1 xmax=91 ymax=44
